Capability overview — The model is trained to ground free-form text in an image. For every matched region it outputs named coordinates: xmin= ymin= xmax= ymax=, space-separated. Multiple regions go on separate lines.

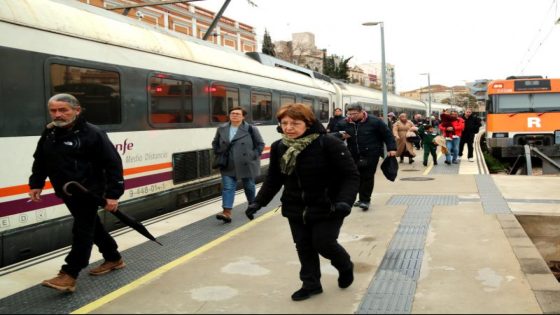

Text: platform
xmin=1 ymin=141 xmax=560 ymax=314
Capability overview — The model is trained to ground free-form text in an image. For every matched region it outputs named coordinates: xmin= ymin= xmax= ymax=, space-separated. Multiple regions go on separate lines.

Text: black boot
xmin=291 ymin=286 xmax=323 ymax=301
xmin=338 ymin=262 xmax=354 ymax=289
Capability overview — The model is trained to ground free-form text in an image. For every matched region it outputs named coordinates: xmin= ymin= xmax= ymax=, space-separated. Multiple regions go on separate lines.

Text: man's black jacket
xmin=29 ymin=116 xmax=124 ymax=199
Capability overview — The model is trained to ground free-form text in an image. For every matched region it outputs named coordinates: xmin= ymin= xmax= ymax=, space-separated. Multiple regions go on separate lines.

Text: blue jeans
xmin=445 ymin=137 xmax=460 ymax=162
xmin=221 ymin=175 xmax=255 ymax=209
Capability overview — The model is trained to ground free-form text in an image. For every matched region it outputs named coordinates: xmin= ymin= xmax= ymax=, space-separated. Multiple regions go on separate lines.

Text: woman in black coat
xmin=245 ymin=103 xmax=360 ymax=301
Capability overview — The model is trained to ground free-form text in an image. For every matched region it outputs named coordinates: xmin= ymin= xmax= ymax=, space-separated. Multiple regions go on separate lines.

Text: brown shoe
xmin=89 ymin=259 xmax=126 ymax=276
xmin=216 ymin=209 xmax=232 ymax=223
xmin=42 ymin=271 xmax=76 ymax=292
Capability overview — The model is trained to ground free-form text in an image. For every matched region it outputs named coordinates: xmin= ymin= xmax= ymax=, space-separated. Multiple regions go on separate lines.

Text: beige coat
xmin=393 ymin=120 xmax=416 ymax=157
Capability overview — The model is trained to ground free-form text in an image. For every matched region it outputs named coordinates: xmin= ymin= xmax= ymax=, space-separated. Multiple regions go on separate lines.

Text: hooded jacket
xmin=29 ymin=116 xmax=124 ymax=199
xmin=254 ymin=120 xmax=360 ymax=221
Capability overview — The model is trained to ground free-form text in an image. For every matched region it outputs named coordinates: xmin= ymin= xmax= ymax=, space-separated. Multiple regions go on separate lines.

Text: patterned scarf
xmin=280 ymin=133 xmax=320 ymax=175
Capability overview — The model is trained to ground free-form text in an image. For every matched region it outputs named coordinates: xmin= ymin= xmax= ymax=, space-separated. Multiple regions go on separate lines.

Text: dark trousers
xmin=61 ymin=196 xmax=121 ymax=279
xmin=357 ymin=154 xmax=381 ymax=203
xmin=288 ymin=217 xmax=352 ymax=289
xmin=459 ymin=133 xmax=475 ymax=158
xmin=423 ymin=144 xmax=437 ymax=163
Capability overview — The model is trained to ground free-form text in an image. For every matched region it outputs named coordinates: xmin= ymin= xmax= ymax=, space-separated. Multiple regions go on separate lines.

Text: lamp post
xmin=420 ymin=72 xmax=432 ymax=122
xmin=363 ymin=21 xmax=388 ymax=123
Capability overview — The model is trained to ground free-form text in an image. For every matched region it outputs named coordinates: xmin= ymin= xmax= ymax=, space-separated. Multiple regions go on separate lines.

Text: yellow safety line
xmin=71 ymin=209 xmax=279 ymax=314
xmin=423 ymin=151 xmax=443 ymax=175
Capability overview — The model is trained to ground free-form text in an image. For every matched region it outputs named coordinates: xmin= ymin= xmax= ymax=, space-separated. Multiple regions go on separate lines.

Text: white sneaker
xmin=468 ymin=158 xmax=474 ymax=162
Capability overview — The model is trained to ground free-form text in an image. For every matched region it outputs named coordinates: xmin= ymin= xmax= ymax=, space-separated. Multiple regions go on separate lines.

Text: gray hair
xmin=48 ymin=93 xmax=81 ymax=108
xmin=346 ymin=104 xmax=363 ymax=112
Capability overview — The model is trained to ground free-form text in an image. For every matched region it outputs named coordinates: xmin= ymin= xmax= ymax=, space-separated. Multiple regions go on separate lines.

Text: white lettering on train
xmin=527 ymin=117 xmax=541 ymax=128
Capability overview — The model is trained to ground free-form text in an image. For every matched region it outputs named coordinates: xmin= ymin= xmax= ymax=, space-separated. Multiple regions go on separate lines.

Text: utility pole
xmin=203 ymin=0 xmax=231 ymax=40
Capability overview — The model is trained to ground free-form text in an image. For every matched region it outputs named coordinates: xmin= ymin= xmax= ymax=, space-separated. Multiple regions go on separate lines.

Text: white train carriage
xmin=333 ymin=81 xmax=427 ymax=118
xmin=0 ymin=0 xmax=430 ymax=267
xmin=0 ymin=0 xmax=336 ymax=266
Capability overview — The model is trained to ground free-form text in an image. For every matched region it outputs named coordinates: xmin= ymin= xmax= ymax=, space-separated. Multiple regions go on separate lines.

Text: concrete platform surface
xmin=76 ymin=171 xmax=558 ymax=314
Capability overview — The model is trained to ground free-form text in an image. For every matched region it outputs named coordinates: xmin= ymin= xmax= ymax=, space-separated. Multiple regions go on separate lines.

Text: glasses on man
xmin=347 ymin=112 xmax=362 ymax=116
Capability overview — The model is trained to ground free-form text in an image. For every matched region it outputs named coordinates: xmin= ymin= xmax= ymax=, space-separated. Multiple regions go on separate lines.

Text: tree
xmin=262 ymin=29 xmax=276 ymax=57
xmin=323 ymin=55 xmax=352 ymax=80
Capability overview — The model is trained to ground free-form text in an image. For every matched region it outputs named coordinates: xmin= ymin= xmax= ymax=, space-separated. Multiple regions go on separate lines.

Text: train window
xmin=149 ymin=76 xmax=193 ymax=124
xmin=318 ymin=98 xmax=329 ymax=122
xmin=280 ymin=95 xmax=296 ymax=106
xmin=50 ymin=64 xmax=121 ymax=125
xmin=211 ymin=84 xmax=239 ymax=122
xmin=533 ymin=93 xmax=560 ymax=110
xmin=302 ymin=98 xmax=313 ymax=108
xmin=495 ymin=94 xmax=531 ymax=112
xmin=251 ymin=91 xmax=272 ymax=121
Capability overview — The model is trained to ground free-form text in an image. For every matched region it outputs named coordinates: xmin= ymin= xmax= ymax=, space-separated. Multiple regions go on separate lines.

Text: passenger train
xmin=0 ymin=0 xmax=433 ymax=267
xmin=485 ymin=76 xmax=560 ymax=158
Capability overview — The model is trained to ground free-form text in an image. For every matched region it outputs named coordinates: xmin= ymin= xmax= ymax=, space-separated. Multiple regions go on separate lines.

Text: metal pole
xmin=427 ymin=73 xmax=432 ymax=122
xmin=379 ymin=22 xmax=388 ymax=123
xmin=203 ymin=0 xmax=231 ymax=40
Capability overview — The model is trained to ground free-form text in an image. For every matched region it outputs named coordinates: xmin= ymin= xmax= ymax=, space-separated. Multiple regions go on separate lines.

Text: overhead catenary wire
xmin=518 ymin=0 xmax=559 ymax=74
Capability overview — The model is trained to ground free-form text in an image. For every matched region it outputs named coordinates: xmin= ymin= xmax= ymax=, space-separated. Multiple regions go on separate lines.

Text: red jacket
xmin=439 ymin=117 xmax=465 ymax=137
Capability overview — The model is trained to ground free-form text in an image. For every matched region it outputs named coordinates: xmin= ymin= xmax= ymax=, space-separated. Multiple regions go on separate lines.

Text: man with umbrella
xmin=28 ymin=93 xmax=126 ymax=292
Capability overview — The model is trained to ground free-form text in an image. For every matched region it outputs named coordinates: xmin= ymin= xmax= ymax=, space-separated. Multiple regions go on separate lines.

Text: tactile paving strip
xmin=475 ymin=175 xmax=511 ymax=214
xmin=428 ymin=155 xmax=461 ymax=174
xmin=357 ymin=195 xmax=458 ymax=314
xmin=0 ymin=196 xmax=280 ymax=314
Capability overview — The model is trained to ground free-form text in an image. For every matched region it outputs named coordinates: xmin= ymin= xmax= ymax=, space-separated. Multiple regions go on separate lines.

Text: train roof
xmin=334 ymin=81 xmax=425 ymax=110
xmin=1 ymin=0 xmax=335 ymax=93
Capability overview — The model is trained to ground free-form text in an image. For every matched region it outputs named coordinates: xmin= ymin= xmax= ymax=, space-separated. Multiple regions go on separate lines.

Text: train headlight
xmin=492 ymin=132 xmax=509 ymax=138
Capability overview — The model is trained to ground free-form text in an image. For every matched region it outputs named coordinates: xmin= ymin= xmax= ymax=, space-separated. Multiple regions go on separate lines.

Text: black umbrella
xmin=62 ymin=181 xmax=163 ymax=246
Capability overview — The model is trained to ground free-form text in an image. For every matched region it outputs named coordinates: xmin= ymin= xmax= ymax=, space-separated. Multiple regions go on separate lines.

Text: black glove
xmin=245 ymin=202 xmax=262 ymax=220
xmin=333 ymin=202 xmax=351 ymax=217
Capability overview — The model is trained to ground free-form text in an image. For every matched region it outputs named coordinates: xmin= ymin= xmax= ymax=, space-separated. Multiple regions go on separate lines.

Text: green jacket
xmin=418 ymin=124 xmax=438 ymax=148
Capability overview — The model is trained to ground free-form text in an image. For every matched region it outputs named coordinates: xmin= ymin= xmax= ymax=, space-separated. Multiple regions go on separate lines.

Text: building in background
xmin=274 ymin=32 xmax=324 ymax=71
xmin=466 ymin=79 xmax=490 ymax=102
xmin=465 ymin=79 xmax=490 ymax=114
xmin=358 ymin=63 xmax=396 ymax=93
xmin=79 ymin=0 xmax=257 ymax=52
xmin=348 ymin=66 xmax=368 ymax=86
xmin=401 ymin=85 xmax=469 ymax=105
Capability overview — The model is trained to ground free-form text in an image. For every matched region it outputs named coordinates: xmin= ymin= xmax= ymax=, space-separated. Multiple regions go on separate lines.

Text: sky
xmin=196 ymin=0 xmax=560 ymax=93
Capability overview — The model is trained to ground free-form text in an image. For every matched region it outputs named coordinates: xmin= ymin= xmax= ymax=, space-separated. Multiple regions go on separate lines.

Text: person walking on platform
xmin=459 ymin=108 xmax=482 ymax=162
xmin=244 ymin=103 xmax=359 ymax=301
xmin=439 ymin=109 xmax=464 ymax=165
xmin=333 ymin=104 xmax=397 ymax=211
xmin=212 ymin=106 xmax=265 ymax=223
xmin=326 ymin=107 xmax=345 ymax=132
xmin=29 ymin=94 xmax=126 ymax=293
xmin=387 ymin=112 xmax=397 ymax=131
xmin=393 ymin=113 xmax=417 ymax=164
xmin=418 ymin=124 xmax=439 ymax=167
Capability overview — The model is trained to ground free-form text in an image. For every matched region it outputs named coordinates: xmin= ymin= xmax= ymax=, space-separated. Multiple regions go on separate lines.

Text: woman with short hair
xmin=211 ymin=106 xmax=265 ymax=223
xmin=245 ymin=103 xmax=360 ymax=301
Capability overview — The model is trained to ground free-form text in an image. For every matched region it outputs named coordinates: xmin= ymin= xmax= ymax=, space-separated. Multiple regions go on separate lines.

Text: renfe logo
xmin=115 ymin=139 xmax=134 ymax=155
xmin=528 ymin=117 xmax=542 ymax=128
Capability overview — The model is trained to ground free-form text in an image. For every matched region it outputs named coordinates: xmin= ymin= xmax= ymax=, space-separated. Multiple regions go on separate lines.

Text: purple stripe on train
xmin=0 ymin=172 xmax=173 ymax=217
